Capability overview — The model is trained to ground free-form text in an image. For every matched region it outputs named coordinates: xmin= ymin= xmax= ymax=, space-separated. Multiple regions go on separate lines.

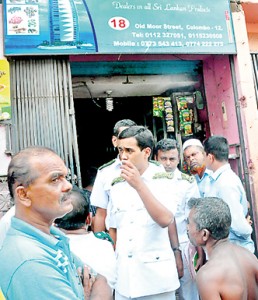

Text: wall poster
xmin=0 ymin=60 xmax=11 ymax=121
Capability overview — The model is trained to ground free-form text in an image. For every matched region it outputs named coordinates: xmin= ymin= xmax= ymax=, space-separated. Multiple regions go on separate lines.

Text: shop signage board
xmin=3 ymin=0 xmax=236 ymax=55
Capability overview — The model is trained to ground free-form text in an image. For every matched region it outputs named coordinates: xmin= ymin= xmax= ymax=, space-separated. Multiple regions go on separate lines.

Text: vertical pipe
xmin=66 ymin=60 xmax=82 ymax=188
xmin=62 ymin=60 xmax=75 ymax=185
xmin=229 ymin=54 xmax=257 ymax=254
xmin=10 ymin=59 xmax=18 ymax=154
xmin=52 ymin=60 xmax=63 ymax=157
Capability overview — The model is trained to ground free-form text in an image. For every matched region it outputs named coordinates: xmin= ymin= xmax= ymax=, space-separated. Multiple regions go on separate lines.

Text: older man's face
xmin=24 ymin=153 xmax=73 ymax=223
xmin=183 ymin=145 xmax=206 ymax=175
xmin=187 ymin=209 xmax=203 ymax=247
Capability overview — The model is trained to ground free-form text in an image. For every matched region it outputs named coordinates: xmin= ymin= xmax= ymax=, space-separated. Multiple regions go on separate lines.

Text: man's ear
xmin=112 ymin=136 xmax=117 ymax=147
xmin=144 ymin=147 xmax=152 ymax=159
xmin=86 ymin=212 xmax=93 ymax=226
xmin=16 ymin=186 xmax=32 ymax=207
xmin=202 ymin=229 xmax=211 ymax=242
xmin=208 ymin=153 xmax=214 ymax=163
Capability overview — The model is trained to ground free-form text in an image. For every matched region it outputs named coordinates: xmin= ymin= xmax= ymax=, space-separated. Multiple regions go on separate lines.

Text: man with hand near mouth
xmin=109 ymin=126 xmax=180 ymax=300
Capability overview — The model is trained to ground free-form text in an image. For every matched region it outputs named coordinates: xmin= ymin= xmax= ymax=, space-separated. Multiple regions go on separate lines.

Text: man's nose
xmin=120 ymin=152 xmax=128 ymax=160
xmin=64 ymin=179 xmax=72 ymax=192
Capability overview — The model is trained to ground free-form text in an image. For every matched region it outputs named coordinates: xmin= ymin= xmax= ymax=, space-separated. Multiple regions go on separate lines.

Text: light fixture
xmin=105 ymin=90 xmax=113 ymax=111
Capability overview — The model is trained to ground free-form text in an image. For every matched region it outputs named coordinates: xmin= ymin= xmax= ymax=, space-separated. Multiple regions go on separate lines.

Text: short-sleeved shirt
xmin=109 ymin=163 xmax=180 ymax=298
xmin=0 ymin=217 xmax=85 ymax=300
xmin=67 ymin=232 xmax=117 ymax=289
xmin=207 ymin=163 xmax=254 ymax=253
xmin=90 ymin=157 xmax=121 ymax=209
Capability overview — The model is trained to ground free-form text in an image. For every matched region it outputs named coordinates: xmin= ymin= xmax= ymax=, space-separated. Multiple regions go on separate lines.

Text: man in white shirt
xmin=109 ymin=126 xmax=180 ymax=300
xmin=55 ymin=187 xmax=117 ymax=289
xmin=91 ymin=119 xmax=137 ymax=233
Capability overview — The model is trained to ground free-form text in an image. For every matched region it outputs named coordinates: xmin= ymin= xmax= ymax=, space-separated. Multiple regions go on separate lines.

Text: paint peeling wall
xmin=203 ymin=55 xmax=239 ymax=142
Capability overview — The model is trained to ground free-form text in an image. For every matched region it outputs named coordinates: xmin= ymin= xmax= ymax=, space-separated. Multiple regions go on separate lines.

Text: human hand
xmin=120 ymin=160 xmax=142 ymax=188
xmin=77 ymin=265 xmax=96 ymax=300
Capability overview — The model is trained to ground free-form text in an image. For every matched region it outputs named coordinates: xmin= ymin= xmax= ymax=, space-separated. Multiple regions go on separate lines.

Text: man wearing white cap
xmin=182 ymin=138 xmax=212 ymax=197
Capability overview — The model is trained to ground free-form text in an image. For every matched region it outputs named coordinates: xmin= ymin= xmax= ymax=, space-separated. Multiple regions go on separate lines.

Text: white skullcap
xmin=182 ymin=138 xmax=203 ymax=151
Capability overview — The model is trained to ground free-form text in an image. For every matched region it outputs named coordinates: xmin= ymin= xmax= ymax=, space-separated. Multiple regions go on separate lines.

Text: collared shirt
xmin=195 ymin=168 xmax=213 ymax=197
xmin=207 ymin=163 xmax=254 ymax=253
xmin=109 ymin=163 xmax=180 ymax=298
xmin=173 ymin=168 xmax=201 ymax=244
xmin=0 ymin=217 xmax=84 ymax=300
xmin=90 ymin=157 xmax=121 ymax=209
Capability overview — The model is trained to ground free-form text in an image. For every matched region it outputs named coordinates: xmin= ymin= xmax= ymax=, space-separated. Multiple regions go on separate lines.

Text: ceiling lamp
xmin=105 ymin=90 xmax=113 ymax=111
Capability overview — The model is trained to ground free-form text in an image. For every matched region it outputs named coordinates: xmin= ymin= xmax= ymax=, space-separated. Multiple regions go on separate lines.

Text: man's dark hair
xmin=154 ymin=138 xmax=180 ymax=157
xmin=113 ymin=119 xmax=137 ymax=137
xmin=203 ymin=135 xmax=229 ymax=162
xmin=118 ymin=125 xmax=154 ymax=152
xmin=7 ymin=146 xmax=58 ymax=198
xmin=84 ymin=166 xmax=98 ymax=187
xmin=55 ymin=187 xmax=90 ymax=230
xmin=188 ymin=197 xmax=231 ymax=240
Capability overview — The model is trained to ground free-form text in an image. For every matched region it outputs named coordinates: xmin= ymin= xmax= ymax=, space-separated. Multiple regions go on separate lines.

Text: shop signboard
xmin=3 ymin=0 xmax=236 ymax=55
xmin=0 ymin=60 xmax=11 ymax=121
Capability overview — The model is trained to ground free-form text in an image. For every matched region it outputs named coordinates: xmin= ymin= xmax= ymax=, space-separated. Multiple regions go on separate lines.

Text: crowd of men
xmin=0 ymin=118 xmax=257 ymax=300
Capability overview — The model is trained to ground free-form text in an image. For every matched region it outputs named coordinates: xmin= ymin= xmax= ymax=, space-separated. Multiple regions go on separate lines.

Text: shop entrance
xmin=71 ymin=59 xmax=209 ymax=186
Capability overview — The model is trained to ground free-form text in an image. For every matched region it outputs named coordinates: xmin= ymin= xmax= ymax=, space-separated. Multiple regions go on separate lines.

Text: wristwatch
xmin=172 ymin=246 xmax=182 ymax=252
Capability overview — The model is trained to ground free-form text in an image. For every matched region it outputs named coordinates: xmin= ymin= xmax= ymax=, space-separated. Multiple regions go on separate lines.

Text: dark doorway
xmin=74 ymin=96 xmax=153 ymax=186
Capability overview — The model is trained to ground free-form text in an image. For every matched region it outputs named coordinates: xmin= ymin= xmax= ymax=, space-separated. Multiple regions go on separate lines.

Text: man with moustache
xmin=0 ymin=146 xmax=112 ymax=300
xmin=182 ymin=138 xmax=212 ymax=197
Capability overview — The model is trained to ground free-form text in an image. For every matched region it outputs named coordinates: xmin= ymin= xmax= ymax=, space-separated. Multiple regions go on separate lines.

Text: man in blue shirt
xmin=0 ymin=146 xmax=112 ymax=300
xmin=203 ymin=135 xmax=254 ymax=253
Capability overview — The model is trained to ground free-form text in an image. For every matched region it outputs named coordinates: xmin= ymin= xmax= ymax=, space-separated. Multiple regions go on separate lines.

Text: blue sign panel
xmin=3 ymin=0 xmax=236 ymax=55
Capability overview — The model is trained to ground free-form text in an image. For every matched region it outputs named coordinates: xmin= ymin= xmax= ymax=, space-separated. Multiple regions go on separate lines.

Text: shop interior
xmin=72 ymin=67 xmax=210 ymax=186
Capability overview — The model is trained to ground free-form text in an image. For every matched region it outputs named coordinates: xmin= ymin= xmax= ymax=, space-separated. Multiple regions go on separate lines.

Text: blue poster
xmin=3 ymin=0 xmax=236 ymax=55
